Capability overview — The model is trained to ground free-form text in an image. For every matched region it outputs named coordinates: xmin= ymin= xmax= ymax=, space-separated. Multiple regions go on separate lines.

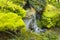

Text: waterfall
xmin=23 ymin=7 xmax=44 ymax=33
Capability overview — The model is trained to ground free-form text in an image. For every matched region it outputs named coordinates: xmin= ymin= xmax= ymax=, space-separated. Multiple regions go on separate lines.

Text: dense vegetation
xmin=0 ymin=0 xmax=26 ymax=18
xmin=0 ymin=13 xmax=25 ymax=31
xmin=0 ymin=0 xmax=59 ymax=40
xmin=37 ymin=0 xmax=60 ymax=28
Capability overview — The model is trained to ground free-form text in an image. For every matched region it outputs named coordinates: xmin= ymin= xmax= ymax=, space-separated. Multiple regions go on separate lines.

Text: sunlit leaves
xmin=38 ymin=4 xmax=60 ymax=28
xmin=0 ymin=0 xmax=26 ymax=18
xmin=0 ymin=13 xmax=25 ymax=31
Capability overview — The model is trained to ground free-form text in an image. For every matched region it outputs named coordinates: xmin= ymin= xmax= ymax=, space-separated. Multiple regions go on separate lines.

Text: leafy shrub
xmin=56 ymin=17 xmax=60 ymax=27
xmin=0 ymin=13 xmax=25 ymax=31
xmin=0 ymin=0 xmax=26 ymax=18
xmin=47 ymin=0 xmax=56 ymax=4
xmin=37 ymin=4 xmax=60 ymax=28
xmin=9 ymin=0 xmax=26 ymax=7
xmin=47 ymin=0 xmax=60 ymax=9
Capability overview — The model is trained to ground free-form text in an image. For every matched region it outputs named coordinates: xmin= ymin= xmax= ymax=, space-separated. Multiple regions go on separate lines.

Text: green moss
xmin=0 ymin=13 xmax=26 ymax=31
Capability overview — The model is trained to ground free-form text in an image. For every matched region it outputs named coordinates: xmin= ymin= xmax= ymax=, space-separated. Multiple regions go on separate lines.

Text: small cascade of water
xmin=32 ymin=13 xmax=44 ymax=33
xmin=23 ymin=7 xmax=44 ymax=33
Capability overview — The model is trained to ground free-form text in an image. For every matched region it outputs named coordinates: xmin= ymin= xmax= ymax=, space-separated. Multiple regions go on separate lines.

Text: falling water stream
xmin=23 ymin=8 xmax=44 ymax=33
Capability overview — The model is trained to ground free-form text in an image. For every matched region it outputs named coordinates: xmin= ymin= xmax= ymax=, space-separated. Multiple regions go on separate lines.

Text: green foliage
xmin=37 ymin=4 xmax=60 ymax=28
xmin=47 ymin=0 xmax=60 ymax=8
xmin=40 ymin=30 xmax=58 ymax=40
xmin=37 ymin=20 xmax=43 ymax=28
xmin=0 ymin=0 xmax=26 ymax=18
xmin=19 ymin=30 xmax=42 ymax=40
xmin=0 ymin=29 xmax=58 ymax=40
xmin=9 ymin=0 xmax=26 ymax=7
xmin=47 ymin=0 xmax=56 ymax=4
xmin=29 ymin=0 xmax=46 ymax=12
xmin=9 ymin=30 xmax=58 ymax=40
xmin=36 ymin=0 xmax=60 ymax=28
xmin=56 ymin=17 xmax=60 ymax=27
xmin=0 ymin=13 xmax=25 ymax=31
